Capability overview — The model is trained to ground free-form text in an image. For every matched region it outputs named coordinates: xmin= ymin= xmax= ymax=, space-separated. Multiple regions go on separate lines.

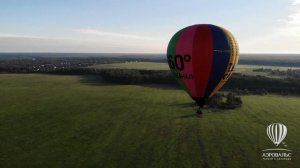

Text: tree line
xmin=50 ymin=68 xmax=300 ymax=96
xmin=97 ymin=69 xmax=300 ymax=95
xmin=1 ymin=61 xmax=300 ymax=95
xmin=254 ymin=68 xmax=300 ymax=78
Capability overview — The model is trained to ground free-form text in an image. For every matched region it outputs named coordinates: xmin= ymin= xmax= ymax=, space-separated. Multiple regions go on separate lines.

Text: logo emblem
xmin=266 ymin=123 xmax=287 ymax=146
xmin=262 ymin=123 xmax=292 ymax=161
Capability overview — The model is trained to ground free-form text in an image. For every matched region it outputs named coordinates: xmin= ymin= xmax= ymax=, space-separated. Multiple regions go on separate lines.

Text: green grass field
xmin=89 ymin=62 xmax=170 ymax=70
xmin=0 ymin=74 xmax=299 ymax=168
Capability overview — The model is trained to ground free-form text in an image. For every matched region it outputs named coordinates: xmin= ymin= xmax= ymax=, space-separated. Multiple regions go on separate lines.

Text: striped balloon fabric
xmin=167 ymin=24 xmax=239 ymax=107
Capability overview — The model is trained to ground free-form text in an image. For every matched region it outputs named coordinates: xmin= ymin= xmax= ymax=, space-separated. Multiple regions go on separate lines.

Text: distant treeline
xmin=253 ymin=68 xmax=300 ymax=78
xmin=1 ymin=64 xmax=300 ymax=95
xmin=224 ymin=74 xmax=300 ymax=95
xmin=100 ymin=69 xmax=176 ymax=84
xmin=239 ymin=54 xmax=300 ymax=67
xmin=238 ymin=60 xmax=300 ymax=67
xmin=98 ymin=69 xmax=300 ymax=95
xmin=0 ymin=57 xmax=164 ymax=73
xmin=1 ymin=55 xmax=300 ymax=95
xmin=1 ymin=53 xmax=300 ymax=67
xmin=52 ymin=68 xmax=300 ymax=95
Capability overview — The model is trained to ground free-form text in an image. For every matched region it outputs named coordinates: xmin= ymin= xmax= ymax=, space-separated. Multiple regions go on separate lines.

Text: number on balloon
xmin=168 ymin=54 xmax=191 ymax=71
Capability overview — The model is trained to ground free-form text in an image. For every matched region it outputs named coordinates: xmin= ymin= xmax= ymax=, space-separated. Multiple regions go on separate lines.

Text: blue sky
xmin=0 ymin=0 xmax=299 ymax=53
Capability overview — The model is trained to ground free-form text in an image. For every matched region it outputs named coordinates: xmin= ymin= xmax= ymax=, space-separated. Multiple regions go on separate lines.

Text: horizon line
xmin=0 ymin=52 xmax=300 ymax=55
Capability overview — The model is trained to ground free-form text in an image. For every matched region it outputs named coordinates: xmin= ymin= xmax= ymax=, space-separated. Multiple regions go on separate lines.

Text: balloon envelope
xmin=167 ymin=24 xmax=239 ymax=106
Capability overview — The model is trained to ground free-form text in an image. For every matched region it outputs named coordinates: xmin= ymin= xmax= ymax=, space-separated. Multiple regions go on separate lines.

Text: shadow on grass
xmin=79 ymin=75 xmax=181 ymax=91
xmin=169 ymin=102 xmax=199 ymax=119
xmin=171 ymin=103 xmax=228 ymax=118
xmin=140 ymin=84 xmax=180 ymax=90
xmin=169 ymin=102 xmax=197 ymax=107
xmin=79 ymin=75 xmax=112 ymax=86
xmin=176 ymin=114 xmax=198 ymax=118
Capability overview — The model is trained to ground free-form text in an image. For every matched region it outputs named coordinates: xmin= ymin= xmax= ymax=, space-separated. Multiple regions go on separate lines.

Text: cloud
xmin=0 ymin=32 xmax=165 ymax=53
xmin=0 ymin=33 xmax=77 ymax=41
xmin=0 ymin=33 xmax=111 ymax=42
xmin=0 ymin=30 xmax=163 ymax=53
xmin=76 ymin=29 xmax=156 ymax=40
xmin=0 ymin=33 xmax=44 ymax=39
xmin=241 ymin=0 xmax=300 ymax=53
xmin=292 ymin=0 xmax=300 ymax=5
xmin=280 ymin=0 xmax=300 ymax=37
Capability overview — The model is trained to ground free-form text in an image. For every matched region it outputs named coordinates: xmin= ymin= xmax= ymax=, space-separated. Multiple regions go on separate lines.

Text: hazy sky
xmin=0 ymin=0 xmax=299 ymax=53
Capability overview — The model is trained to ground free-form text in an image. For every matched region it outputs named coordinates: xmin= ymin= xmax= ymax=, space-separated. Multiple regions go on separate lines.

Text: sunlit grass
xmin=0 ymin=74 xmax=299 ymax=168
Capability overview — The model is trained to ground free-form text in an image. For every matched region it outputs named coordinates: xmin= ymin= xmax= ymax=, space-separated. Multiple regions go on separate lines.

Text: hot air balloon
xmin=267 ymin=123 xmax=287 ymax=146
xmin=167 ymin=24 xmax=239 ymax=113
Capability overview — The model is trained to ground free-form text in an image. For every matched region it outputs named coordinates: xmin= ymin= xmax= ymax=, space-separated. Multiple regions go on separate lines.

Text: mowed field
xmin=0 ymin=73 xmax=299 ymax=168
xmin=89 ymin=62 xmax=170 ymax=70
